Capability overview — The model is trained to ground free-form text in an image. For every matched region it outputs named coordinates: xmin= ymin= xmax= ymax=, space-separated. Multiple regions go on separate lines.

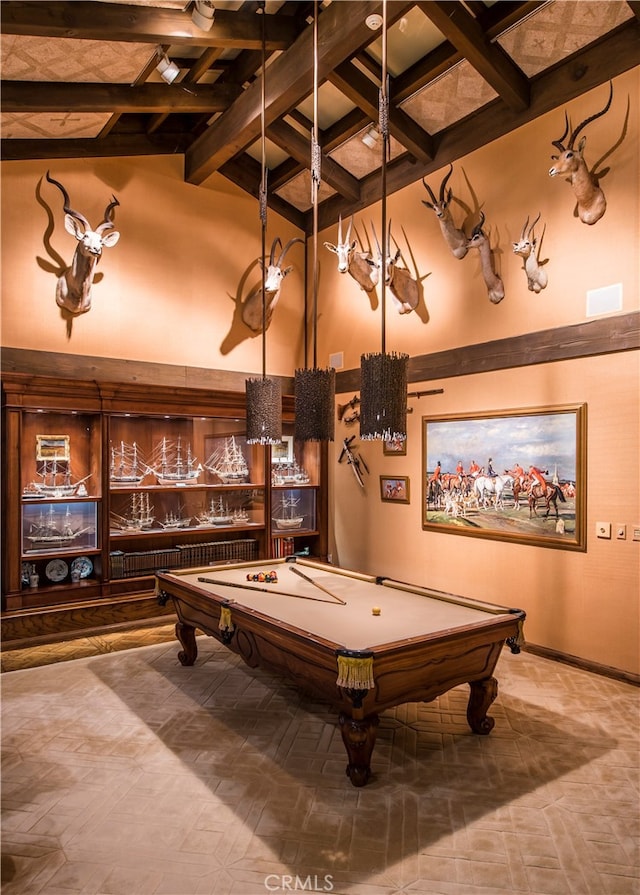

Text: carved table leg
xmin=467 ymin=676 xmax=498 ymax=734
xmin=338 ymin=712 xmax=379 ymax=787
xmin=176 ymin=621 xmax=198 ymax=666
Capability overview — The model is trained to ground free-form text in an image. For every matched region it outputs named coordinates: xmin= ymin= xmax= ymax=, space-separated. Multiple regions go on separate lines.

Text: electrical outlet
xmin=596 ymin=521 xmax=611 ymax=539
xmin=633 ymin=526 xmax=640 ymax=542
xmin=616 ymin=524 xmax=626 ymax=540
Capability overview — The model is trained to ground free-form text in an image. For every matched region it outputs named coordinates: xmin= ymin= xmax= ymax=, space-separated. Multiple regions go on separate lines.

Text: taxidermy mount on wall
xmin=512 ymin=213 xmax=548 ymax=293
xmin=466 ymin=212 xmax=505 ymax=304
xmin=242 ymin=236 xmax=303 ymax=332
xmin=548 ymin=82 xmax=613 ymax=226
xmin=421 ymin=164 xmax=468 ymax=260
xmin=45 ymin=171 xmax=120 ymax=316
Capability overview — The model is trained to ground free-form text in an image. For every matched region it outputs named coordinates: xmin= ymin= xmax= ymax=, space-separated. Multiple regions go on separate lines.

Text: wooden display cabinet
xmin=1 ymin=374 xmax=328 ymax=647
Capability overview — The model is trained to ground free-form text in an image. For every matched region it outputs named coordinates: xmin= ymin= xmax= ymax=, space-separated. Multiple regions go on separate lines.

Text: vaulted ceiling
xmin=2 ymin=0 xmax=638 ymax=233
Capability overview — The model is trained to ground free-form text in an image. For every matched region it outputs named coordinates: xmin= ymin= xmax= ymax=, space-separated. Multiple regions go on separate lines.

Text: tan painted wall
xmin=0 ymin=155 xmax=306 ymax=377
xmin=1 ymin=71 xmax=638 ymax=673
xmin=321 ymin=71 xmax=640 ymax=675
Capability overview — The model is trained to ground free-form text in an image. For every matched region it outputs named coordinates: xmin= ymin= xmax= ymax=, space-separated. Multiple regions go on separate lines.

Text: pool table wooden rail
xmin=156 ymin=560 xmax=525 ymax=786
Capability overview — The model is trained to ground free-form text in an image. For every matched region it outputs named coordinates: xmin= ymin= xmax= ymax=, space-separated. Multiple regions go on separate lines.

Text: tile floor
xmin=1 ymin=629 xmax=639 ymax=895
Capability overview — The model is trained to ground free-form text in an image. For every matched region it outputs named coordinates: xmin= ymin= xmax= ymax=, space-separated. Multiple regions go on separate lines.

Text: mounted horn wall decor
xmin=45 ymin=171 xmax=120 ymax=316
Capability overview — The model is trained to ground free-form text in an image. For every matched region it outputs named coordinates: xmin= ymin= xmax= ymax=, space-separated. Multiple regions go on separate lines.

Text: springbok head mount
xmin=421 ymin=163 xmax=453 ymax=219
xmin=512 ymin=213 xmax=541 ymax=258
xmin=46 ymin=171 xmax=120 ymax=315
xmin=323 ymin=214 xmax=357 ymax=273
xmin=548 ymin=82 xmax=613 ymax=225
xmin=241 ymin=235 xmax=303 ymax=332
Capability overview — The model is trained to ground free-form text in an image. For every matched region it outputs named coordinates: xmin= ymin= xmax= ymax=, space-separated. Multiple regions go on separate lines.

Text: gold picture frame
xmin=36 ymin=434 xmax=70 ymax=461
xmin=422 ymin=404 xmax=587 ymax=551
xmin=380 ymin=476 xmax=410 ymax=503
xmin=383 ymin=436 xmax=407 ymax=456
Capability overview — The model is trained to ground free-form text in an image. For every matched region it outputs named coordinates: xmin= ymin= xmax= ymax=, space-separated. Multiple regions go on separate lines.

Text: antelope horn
xmin=527 ymin=212 xmax=541 ymax=237
xmin=551 ymin=111 xmax=570 ymax=152
xmin=472 ymin=211 xmax=485 ymax=236
xmin=276 ymin=236 xmax=303 ymax=267
xmin=45 ymin=170 xmax=90 ymax=228
xmin=269 ymin=236 xmax=282 ymax=265
xmin=338 ymin=214 xmax=343 ymax=243
xmin=371 ymin=222 xmax=381 ymax=254
xmin=569 ymin=81 xmax=613 ymax=148
xmin=422 ymin=176 xmax=438 ymax=206
xmin=346 ymin=215 xmax=354 ymax=243
xmin=96 ymin=196 xmax=120 ymax=234
xmin=520 ymin=216 xmax=530 ymax=240
xmin=440 ymin=164 xmax=453 ymax=202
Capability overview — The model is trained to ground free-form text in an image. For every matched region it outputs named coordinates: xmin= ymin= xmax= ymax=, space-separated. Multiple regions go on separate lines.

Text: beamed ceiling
xmin=1 ymin=0 xmax=638 ymax=233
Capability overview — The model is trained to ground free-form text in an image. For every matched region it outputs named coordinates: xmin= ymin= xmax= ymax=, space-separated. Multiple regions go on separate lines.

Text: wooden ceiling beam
xmin=0 ymin=1 xmax=299 ymax=49
xmin=418 ymin=0 xmax=530 ymax=112
xmin=1 ymin=81 xmax=242 ymax=114
xmin=0 ymin=133 xmax=192 ymax=161
xmin=267 ymin=119 xmax=361 ymax=202
xmin=185 ymin=1 xmax=415 ymax=185
xmin=328 ymin=60 xmax=435 ymax=163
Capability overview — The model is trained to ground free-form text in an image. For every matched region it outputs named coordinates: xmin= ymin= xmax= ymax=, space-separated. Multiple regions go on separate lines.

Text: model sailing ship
xmin=26 ymin=505 xmax=93 ymax=550
xmin=158 ymin=509 xmax=192 ymax=529
xmin=110 ymin=441 xmax=147 ymax=486
xmin=271 ymin=460 xmax=310 ymax=486
xmin=272 ymin=495 xmax=304 ymax=531
xmin=205 ymin=436 xmax=249 ymax=484
xmin=24 ymin=458 xmax=91 ymax=499
xmin=197 ymin=496 xmax=233 ymax=526
xmin=149 ymin=437 xmax=202 ymax=485
xmin=111 ymin=493 xmax=155 ymax=532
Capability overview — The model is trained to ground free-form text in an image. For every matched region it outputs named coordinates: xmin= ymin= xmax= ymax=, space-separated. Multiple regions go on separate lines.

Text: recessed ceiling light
xmin=365 ymin=13 xmax=383 ymax=30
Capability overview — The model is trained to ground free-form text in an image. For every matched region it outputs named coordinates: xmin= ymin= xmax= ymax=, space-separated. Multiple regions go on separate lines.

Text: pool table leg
xmin=176 ymin=621 xmax=198 ymax=666
xmin=338 ymin=712 xmax=380 ymax=787
xmin=467 ymin=676 xmax=498 ymax=734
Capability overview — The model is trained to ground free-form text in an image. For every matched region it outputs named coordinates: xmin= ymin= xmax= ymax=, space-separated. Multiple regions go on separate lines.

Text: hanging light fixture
xmin=359 ymin=0 xmax=408 ymax=442
xmin=294 ymin=0 xmax=335 ymax=443
xmin=246 ymin=3 xmax=282 ymax=445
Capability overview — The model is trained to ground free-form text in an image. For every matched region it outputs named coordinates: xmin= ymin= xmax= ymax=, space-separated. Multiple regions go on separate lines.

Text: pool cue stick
xmin=196 ymin=576 xmax=343 ymax=605
xmin=289 ymin=566 xmax=347 ymax=605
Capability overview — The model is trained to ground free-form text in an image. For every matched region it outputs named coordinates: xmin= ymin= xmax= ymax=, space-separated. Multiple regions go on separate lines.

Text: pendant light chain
xmin=246 ymin=2 xmax=282 ymax=445
xmin=359 ymin=0 xmax=408 ymax=443
xmin=294 ymin=0 xmax=335 ymax=443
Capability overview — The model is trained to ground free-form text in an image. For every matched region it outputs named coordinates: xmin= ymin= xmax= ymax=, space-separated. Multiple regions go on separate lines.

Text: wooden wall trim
xmin=2 ymin=310 xmax=638 ymax=394
xmin=524 ymin=642 xmax=640 ymax=687
xmin=0 ymin=348 xmax=296 ymax=396
xmin=336 ymin=311 xmax=640 ymax=392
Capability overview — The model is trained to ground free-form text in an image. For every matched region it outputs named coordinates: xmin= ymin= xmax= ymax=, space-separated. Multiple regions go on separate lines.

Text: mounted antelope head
xmin=372 ymin=222 xmax=419 ymax=315
xmin=549 ymin=82 xmax=613 ymax=225
xmin=323 ymin=215 xmax=377 ymax=293
xmin=422 ymin=164 xmax=468 ymax=259
xmin=45 ymin=171 xmax=120 ymax=316
xmin=512 ymin=213 xmax=548 ymax=293
xmin=466 ymin=212 xmax=505 ymax=305
xmin=241 ymin=235 xmax=303 ymax=332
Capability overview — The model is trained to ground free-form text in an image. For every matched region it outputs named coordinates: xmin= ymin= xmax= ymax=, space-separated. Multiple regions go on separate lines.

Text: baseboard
xmin=523 ymin=642 xmax=639 ymax=686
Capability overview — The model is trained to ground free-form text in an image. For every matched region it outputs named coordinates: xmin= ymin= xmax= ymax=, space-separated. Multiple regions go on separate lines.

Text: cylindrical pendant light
xmin=246 ymin=2 xmax=282 ymax=445
xmin=294 ymin=0 xmax=335 ymax=443
xmin=359 ymin=0 xmax=408 ymax=442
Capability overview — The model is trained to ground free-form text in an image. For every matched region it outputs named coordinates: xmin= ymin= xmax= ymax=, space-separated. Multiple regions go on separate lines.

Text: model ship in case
xmin=205 ymin=436 xmax=249 ymax=484
xmin=272 ymin=495 xmax=304 ymax=531
xmin=25 ymin=505 xmax=94 ymax=550
xmin=23 ymin=458 xmax=91 ymax=499
xmin=109 ymin=441 xmax=148 ymax=486
xmin=148 ymin=437 xmax=202 ymax=485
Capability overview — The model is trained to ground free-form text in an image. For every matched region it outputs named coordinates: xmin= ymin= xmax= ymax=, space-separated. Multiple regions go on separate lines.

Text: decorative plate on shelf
xmin=45 ymin=559 xmax=68 ymax=582
xmin=71 ymin=556 xmax=93 ymax=579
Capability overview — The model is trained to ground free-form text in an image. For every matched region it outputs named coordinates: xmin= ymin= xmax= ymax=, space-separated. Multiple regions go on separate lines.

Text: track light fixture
xmin=155 ymin=48 xmax=180 ymax=84
xmin=192 ymin=1 xmax=215 ymax=31
xmin=361 ymin=126 xmax=379 ymax=149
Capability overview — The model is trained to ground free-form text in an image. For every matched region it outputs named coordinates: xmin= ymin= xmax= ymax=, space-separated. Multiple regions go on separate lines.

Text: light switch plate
xmin=616 ymin=524 xmax=626 ymax=540
xmin=596 ymin=522 xmax=611 ymax=538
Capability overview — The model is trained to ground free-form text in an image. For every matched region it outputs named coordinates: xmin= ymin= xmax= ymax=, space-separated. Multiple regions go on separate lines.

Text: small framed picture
xmin=272 ymin=434 xmax=294 ymax=465
xmin=380 ymin=476 xmax=410 ymax=503
xmin=383 ymin=436 xmax=407 ymax=456
xmin=36 ymin=434 xmax=70 ymax=461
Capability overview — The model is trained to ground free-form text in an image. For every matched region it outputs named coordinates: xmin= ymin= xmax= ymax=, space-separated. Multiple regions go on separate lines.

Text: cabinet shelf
xmin=2 ymin=374 xmax=327 ymax=642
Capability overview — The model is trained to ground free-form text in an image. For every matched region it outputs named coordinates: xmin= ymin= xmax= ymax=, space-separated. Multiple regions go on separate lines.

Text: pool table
xmin=156 ymin=557 xmax=525 ymax=787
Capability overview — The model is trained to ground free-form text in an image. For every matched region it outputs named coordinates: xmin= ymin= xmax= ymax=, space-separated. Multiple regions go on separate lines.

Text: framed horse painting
xmin=422 ymin=404 xmax=587 ymax=551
